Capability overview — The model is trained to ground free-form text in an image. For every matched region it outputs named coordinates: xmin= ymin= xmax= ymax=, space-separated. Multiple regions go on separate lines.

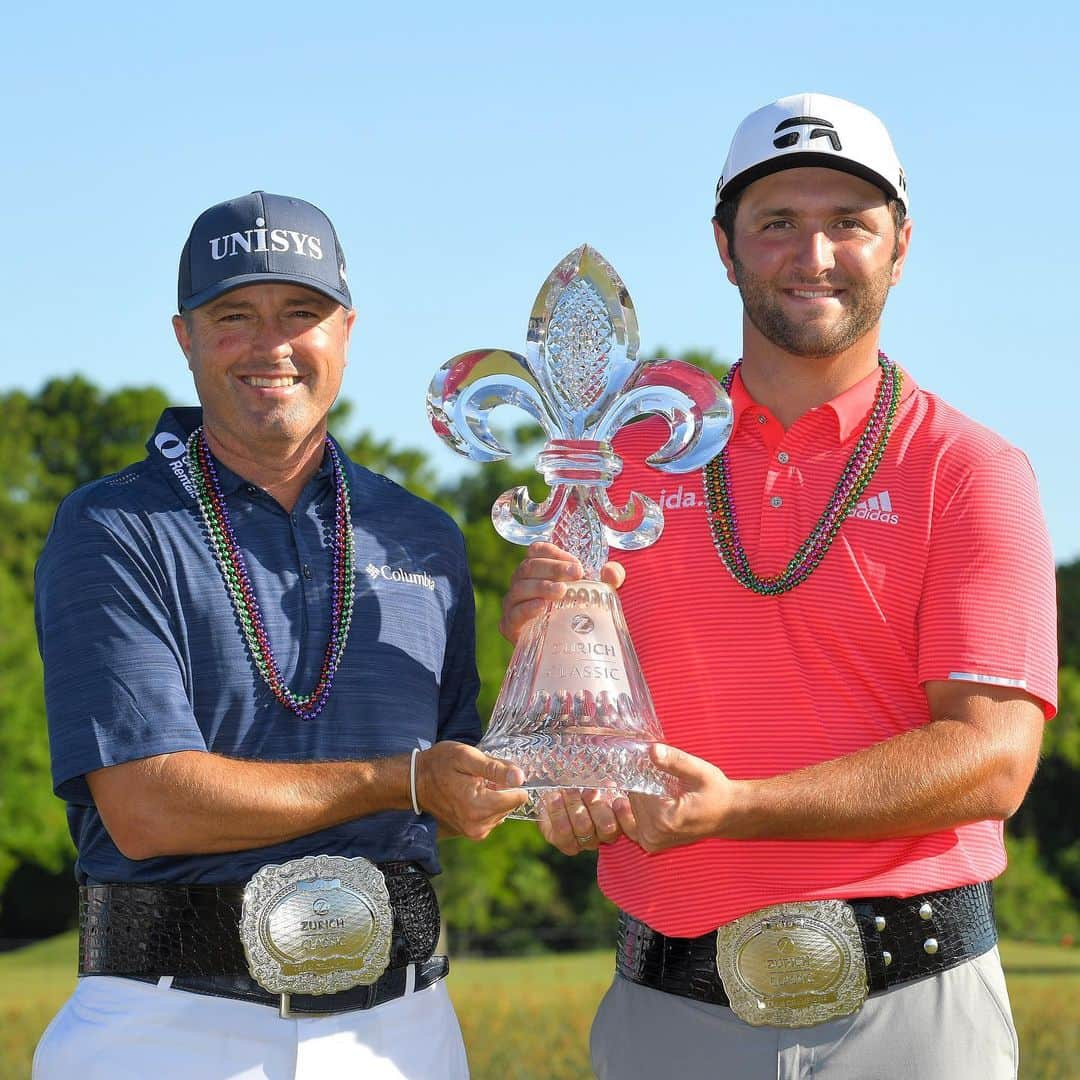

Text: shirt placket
xmin=753 ymin=409 xmax=797 ymax=578
xmin=290 ymin=489 xmax=334 ymax=692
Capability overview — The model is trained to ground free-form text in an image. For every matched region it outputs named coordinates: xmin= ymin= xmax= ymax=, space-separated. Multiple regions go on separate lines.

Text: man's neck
xmin=737 ymin=319 xmax=883 ymax=430
xmin=202 ymin=425 xmax=328 ymax=512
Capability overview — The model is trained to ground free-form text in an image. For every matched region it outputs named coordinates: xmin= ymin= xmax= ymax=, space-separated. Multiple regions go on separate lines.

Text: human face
xmin=172 ymin=283 xmax=355 ymax=453
xmin=714 ymin=168 xmax=911 ymax=360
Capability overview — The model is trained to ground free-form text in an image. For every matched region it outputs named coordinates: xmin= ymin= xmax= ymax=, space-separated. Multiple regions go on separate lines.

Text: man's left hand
xmin=613 ymin=743 xmax=735 ymax=853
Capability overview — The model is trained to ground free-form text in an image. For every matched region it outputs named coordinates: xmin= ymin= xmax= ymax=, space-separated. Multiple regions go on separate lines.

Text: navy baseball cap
xmin=178 ymin=191 xmax=352 ymax=312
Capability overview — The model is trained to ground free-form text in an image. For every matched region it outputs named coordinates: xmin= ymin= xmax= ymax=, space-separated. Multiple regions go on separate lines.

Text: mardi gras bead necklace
xmin=187 ymin=427 xmax=355 ymax=720
xmin=703 ymin=352 xmax=901 ymax=596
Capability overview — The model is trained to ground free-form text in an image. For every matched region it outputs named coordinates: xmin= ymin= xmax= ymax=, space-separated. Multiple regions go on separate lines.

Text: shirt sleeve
xmin=434 ymin=531 xmax=482 ymax=745
xmin=35 ymin=507 xmax=207 ymax=805
xmin=917 ymin=446 xmax=1058 ymax=717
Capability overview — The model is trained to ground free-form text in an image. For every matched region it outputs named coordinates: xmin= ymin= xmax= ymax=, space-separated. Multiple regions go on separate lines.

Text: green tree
xmin=332 ymin=400 xmax=442 ymax=506
xmin=649 ymin=346 xmax=731 ymax=383
xmin=0 ymin=564 xmax=71 ymax=895
xmin=1011 ymin=665 xmax=1080 ymax=913
xmin=0 ymin=379 xmax=170 ymax=909
xmin=1057 ymin=557 xmax=1080 ymax=669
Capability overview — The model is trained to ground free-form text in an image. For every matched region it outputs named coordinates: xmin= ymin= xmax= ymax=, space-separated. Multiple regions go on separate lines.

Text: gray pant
xmin=590 ymin=947 xmax=1017 ymax=1080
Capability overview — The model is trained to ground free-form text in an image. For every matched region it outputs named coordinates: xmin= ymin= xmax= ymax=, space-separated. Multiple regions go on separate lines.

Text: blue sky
xmin=5 ymin=2 xmax=1078 ymax=562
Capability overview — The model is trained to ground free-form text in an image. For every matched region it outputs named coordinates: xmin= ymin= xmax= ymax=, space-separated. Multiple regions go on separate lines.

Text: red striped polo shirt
xmin=599 ymin=362 xmax=1058 ymax=937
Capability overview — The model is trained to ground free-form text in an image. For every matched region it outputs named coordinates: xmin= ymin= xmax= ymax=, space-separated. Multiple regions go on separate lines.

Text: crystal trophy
xmin=427 ymin=245 xmax=732 ymax=817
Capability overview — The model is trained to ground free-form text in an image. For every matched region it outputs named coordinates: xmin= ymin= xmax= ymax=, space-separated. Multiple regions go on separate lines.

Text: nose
xmin=253 ymin=321 xmax=294 ymax=363
xmin=792 ymin=229 xmax=835 ymax=277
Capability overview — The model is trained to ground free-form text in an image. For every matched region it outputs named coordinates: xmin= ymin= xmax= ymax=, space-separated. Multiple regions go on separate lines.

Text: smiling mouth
xmin=787 ymin=288 xmax=842 ymax=299
xmin=240 ymin=375 xmax=302 ymax=388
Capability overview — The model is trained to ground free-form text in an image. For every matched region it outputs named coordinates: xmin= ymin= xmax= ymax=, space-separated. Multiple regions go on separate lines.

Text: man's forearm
xmin=89 ymin=750 xmax=411 ymax=859
xmin=728 ymin=713 xmax=1035 ymax=841
xmin=617 ymin=683 xmax=1045 ymax=854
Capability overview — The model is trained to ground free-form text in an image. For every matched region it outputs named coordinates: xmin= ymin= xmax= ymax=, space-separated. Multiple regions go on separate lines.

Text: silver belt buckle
xmin=715 ymin=900 xmax=868 ymax=1028
xmin=240 ymin=854 xmax=393 ymax=1017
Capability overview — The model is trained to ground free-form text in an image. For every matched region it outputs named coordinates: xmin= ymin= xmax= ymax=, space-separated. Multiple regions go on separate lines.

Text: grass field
xmin=1 ymin=934 xmax=1076 ymax=1079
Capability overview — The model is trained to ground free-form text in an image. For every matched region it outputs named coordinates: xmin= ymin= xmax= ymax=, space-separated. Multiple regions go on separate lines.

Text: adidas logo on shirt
xmin=849 ymin=490 xmax=899 ymax=526
xmin=657 ymin=484 xmax=700 ymax=510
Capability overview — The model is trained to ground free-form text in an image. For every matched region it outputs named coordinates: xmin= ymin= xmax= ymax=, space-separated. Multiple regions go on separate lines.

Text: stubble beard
xmin=732 ymin=256 xmax=894 ymax=359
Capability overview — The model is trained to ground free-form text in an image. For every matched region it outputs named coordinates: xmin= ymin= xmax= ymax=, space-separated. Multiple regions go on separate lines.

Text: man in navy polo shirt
xmin=33 ymin=191 xmax=526 ymax=1079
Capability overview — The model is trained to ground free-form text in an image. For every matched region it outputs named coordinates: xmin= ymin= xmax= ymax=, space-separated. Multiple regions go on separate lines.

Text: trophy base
xmin=479 ymin=731 xmax=673 ymax=821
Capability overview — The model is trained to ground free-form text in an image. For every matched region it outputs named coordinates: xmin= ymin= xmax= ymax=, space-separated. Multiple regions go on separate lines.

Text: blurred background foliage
xmin=1 ymin=361 xmax=1077 ymax=948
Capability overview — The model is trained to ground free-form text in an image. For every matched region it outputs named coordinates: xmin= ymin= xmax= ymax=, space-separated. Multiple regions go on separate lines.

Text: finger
xmin=499 ymin=586 xmax=564 ymax=643
xmin=473 ymin=787 xmax=530 ymax=816
xmin=536 ymin=810 xmax=578 ymax=857
xmin=649 ymin=743 xmax=705 ymax=785
xmin=612 ymin=794 xmax=640 ymax=844
xmin=485 ymin=753 xmax=526 ymax=790
xmin=524 ymin=541 xmax=584 ymax=566
xmin=583 ymin=788 xmax=621 ymax=843
xmin=600 ymin=560 xmax=626 ymax=589
xmin=513 ymin=554 xmax=583 ymax=584
xmin=560 ymin=788 xmax=599 ymax=849
xmin=505 ymin=575 xmax=572 ymax=601
xmin=450 ymin=744 xmax=525 ymax=789
xmin=537 ymin=790 xmax=582 ymax=856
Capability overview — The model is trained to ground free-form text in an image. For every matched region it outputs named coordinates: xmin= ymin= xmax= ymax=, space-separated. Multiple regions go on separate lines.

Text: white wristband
xmin=409 ymin=747 xmax=422 ymax=815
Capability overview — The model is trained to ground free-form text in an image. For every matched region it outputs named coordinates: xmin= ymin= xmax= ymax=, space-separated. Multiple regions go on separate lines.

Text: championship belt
xmin=240 ymin=854 xmax=393 ymax=1012
xmin=715 ymin=900 xmax=869 ymax=1027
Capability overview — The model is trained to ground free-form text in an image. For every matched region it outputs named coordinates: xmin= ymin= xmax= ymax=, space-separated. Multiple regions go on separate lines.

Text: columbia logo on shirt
xmin=848 ymin=490 xmax=900 ymax=526
xmin=364 ymin=563 xmax=436 ymax=591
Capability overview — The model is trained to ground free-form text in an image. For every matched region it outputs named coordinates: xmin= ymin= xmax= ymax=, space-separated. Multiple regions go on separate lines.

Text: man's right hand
xmin=499 ymin=541 xmax=626 ymax=644
xmin=414 ymin=742 xmax=528 ymax=839
xmin=534 ymin=787 xmax=623 ymax=855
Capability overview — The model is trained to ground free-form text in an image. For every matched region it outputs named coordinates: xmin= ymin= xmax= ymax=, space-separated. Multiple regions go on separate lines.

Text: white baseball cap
xmin=714 ymin=93 xmax=909 ymax=214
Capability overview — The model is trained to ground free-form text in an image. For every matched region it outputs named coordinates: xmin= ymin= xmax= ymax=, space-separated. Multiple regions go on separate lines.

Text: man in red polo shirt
xmin=501 ymin=93 xmax=1057 ymax=1079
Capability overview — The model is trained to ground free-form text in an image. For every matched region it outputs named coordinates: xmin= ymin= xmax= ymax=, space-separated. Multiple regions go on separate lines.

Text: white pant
xmin=34 ymin=973 xmax=469 ymax=1079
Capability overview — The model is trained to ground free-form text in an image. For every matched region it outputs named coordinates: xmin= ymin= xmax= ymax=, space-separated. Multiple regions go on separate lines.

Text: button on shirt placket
xmin=756 ymin=412 xmax=794 ymax=575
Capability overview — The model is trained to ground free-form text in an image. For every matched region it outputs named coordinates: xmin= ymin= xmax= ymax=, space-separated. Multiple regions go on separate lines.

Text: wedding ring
xmin=574 ymin=833 xmax=594 ymax=844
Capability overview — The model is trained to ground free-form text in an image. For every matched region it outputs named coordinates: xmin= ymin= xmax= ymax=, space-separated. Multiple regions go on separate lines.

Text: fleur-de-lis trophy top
xmin=427 ymin=245 xmax=733 ymax=815
xmin=428 ymin=245 xmax=733 ymax=577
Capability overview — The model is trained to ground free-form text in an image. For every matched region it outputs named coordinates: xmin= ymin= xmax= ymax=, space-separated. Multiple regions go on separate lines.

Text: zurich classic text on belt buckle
xmin=715 ymin=900 xmax=869 ymax=1028
xmin=240 ymin=854 xmax=393 ymax=1018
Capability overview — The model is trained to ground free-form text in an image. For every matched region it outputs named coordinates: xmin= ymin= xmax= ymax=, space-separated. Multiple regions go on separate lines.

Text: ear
xmin=342 ymin=307 xmax=357 ymax=365
xmin=172 ymin=314 xmax=193 ymax=367
xmin=713 ymin=219 xmax=739 ymax=286
xmin=890 ymin=218 xmax=913 ymax=286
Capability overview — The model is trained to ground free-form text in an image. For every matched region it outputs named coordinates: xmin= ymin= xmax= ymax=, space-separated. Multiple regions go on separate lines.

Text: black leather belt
xmin=78 ymin=862 xmax=444 ymax=1015
xmin=616 ymin=882 xmax=997 ymax=1007
xmin=120 ymin=957 xmax=450 ymax=1017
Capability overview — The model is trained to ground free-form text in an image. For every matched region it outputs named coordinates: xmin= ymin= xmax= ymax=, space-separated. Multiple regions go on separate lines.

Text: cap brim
xmin=717 ymin=152 xmax=904 ymax=210
xmin=180 ymin=272 xmax=352 ymax=313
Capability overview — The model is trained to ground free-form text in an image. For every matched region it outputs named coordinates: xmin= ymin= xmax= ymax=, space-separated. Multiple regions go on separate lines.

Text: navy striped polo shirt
xmin=35 ymin=407 xmax=480 ymax=884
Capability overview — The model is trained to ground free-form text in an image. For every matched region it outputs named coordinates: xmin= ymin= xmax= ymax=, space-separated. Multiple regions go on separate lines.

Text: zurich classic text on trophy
xmin=427 ymin=245 xmax=732 ymax=818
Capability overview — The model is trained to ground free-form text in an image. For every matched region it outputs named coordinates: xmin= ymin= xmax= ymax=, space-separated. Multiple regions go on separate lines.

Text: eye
xmin=762 ymin=219 xmax=793 ymax=231
xmin=835 ymin=218 xmax=867 ymax=232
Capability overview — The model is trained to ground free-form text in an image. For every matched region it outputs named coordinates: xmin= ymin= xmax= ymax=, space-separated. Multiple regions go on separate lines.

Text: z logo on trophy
xmin=427 ymin=245 xmax=733 ymax=818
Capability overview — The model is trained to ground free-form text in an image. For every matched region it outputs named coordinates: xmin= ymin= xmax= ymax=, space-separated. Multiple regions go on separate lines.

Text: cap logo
xmin=772 ymin=116 xmax=841 ymax=152
xmin=208 ymin=216 xmax=324 ymax=262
